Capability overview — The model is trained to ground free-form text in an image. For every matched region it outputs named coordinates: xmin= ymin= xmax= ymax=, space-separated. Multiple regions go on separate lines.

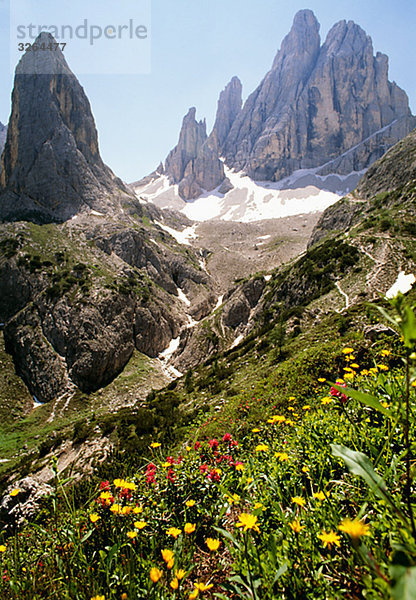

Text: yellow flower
xmin=91 ymin=596 xmax=105 ymax=600
xmin=288 ymin=396 xmax=296 ymax=401
xmin=301 ymin=466 xmax=309 ymax=473
xmin=287 ymin=406 xmax=295 ymax=411
xmin=150 ymin=442 xmax=161 ymax=448
xmin=318 ymin=377 xmax=326 ymax=383
xmin=361 ymin=369 xmax=369 ymax=376
xmin=302 ymin=405 xmax=311 ymax=411
xmin=412 ymin=381 xmax=416 ymax=388
xmin=167 ymin=527 xmax=182 ymax=538
xmin=275 ymin=452 xmax=289 ymax=461
xmin=289 ymin=520 xmax=304 ymax=533
xmin=189 ymin=590 xmax=199 ymax=600
xmin=185 ymin=499 xmax=196 ymax=508
xmin=291 ymin=496 xmax=306 ymax=507
xmin=127 ymin=531 xmax=137 ymax=539
xmin=121 ymin=594 xmax=128 ymax=600
xmin=184 ymin=523 xmax=196 ymax=534
xmin=313 ymin=491 xmax=326 ymax=501
xmin=342 ymin=347 xmax=354 ymax=354
xmin=251 ymin=427 xmax=260 ymax=433
xmin=317 ymin=530 xmax=341 ymax=548
xmin=339 ymin=518 xmax=370 ymax=540
xmin=321 ymin=397 xmax=333 ymax=405
xmin=175 ymin=569 xmax=186 ymax=580
xmin=99 ymin=491 xmax=112 ymax=500
xmin=206 ymin=538 xmax=220 ymax=551
xmin=0 ymin=545 xmax=6 ymax=552
xmin=235 ymin=462 xmax=244 ymax=471
xmin=121 ymin=506 xmax=132 ymax=515
xmin=286 ymin=419 xmax=295 ymax=426
xmin=255 ymin=444 xmax=268 ymax=452
xmin=110 ymin=504 xmax=121 ymax=514
xmin=10 ymin=489 xmax=20 ymax=497
xmin=150 ymin=567 xmax=162 ymax=583
xmin=381 ymin=349 xmax=391 ymax=357
xmin=162 ymin=462 xmax=171 ymax=468
xmin=344 ymin=372 xmax=354 ymax=380
xmin=161 ymin=549 xmax=174 ymax=563
xmin=378 ymin=364 xmax=389 ymax=371
xmin=133 ymin=506 xmax=143 ymax=514
xmin=134 ymin=521 xmax=147 ymax=530
xmin=236 ymin=513 xmax=260 ymax=532
xmin=195 ymin=582 xmax=214 ymax=591
xmin=246 ymin=477 xmax=254 ymax=484
xmin=350 ymin=363 xmax=359 ymax=369
xmin=170 ymin=578 xmax=179 ymax=590
xmin=89 ymin=513 xmax=100 ymax=523
xmin=268 ymin=415 xmax=286 ymax=424
xmin=253 ymin=502 xmax=265 ymax=510
xmin=113 ymin=479 xmax=123 ymax=487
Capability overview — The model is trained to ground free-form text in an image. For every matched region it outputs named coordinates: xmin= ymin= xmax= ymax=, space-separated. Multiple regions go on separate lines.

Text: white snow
xmin=156 ymin=222 xmax=197 ymax=245
xmin=33 ymin=395 xmax=43 ymax=409
xmin=177 ymin=287 xmax=191 ymax=306
xmin=214 ymin=295 xmax=224 ymax=310
xmin=257 ymin=235 xmax=271 ymax=240
xmin=159 ymin=336 xmax=180 ymax=360
xmin=231 ymin=334 xmax=244 ymax=348
xmin=264 ymin=275 xmax=272 ymax=282
xmin=386 ymin=272 xmax=416 ymax=299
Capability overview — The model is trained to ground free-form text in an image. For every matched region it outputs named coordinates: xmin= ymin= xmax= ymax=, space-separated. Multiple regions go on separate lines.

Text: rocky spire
xmin=211 ymin=76 xmax=242 ymax=151
xmin=221 ymin=10 xmax=415 ymax=181
xmin=0 ymin=32 xmax=131 ymax=223
xmin=164 ymin=107 xmax=225 ymax=200
xmin=0 ymin=122 xmax=7 ymax=158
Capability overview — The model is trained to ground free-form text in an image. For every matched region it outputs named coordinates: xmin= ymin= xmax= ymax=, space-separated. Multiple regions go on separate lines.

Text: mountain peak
xmin=0 ymin=38 xmax=131 ymax=223
xmin=211 ymin=76 xmax=242 ymax=151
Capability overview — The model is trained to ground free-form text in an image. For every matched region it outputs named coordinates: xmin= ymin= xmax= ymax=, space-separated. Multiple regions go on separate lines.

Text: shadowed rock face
xmin=0 ymin=122 xmax=6 ymax=158
xmin=0 ymin=32 xmax=132 ymax=224
xmin=222 ymin=10 xmax=415 ymax=181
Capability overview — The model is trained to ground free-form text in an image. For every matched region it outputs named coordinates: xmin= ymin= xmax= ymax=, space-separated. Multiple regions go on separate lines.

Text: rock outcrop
xmin=210 ymin=76 xmax=243 ymax=151
xmin=164 ymin=108 xmax=225 ymax=200
xmin=0 ymin=32 xmax=133 ymax=224
xmin=222 ymin=10 xmax=415 ymax=181
xmin=0 ymin=122 xmax=6 ymax=157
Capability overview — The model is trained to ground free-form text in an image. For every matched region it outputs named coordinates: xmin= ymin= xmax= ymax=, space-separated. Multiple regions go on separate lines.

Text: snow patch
xmin=214 ymin=295 xmax=224 ymax=310
xmin=386 ymin=272 xmax=416 ymax=299
xmin=264 ymin=275 xmax=272 ymax=282
xmin=156 ymin=222 xmax=197 ymax=245
xmin=231 ymin=334 xmax=244 ymax=348
xmin=177 ymin=287 xmax=191 ymax=306
xmin=159 ymin=337 xmax=180 ymax=360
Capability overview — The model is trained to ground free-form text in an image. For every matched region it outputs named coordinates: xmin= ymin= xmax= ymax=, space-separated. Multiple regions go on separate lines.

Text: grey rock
xmin=308 ymin=197 xmax=363 ymax=248
xmin=211 ymin=76 xmax=242 ymax=151
xmin=1 ymin=477 xmax=54 ymax=528
xmin=0 ymin=122 xmax=7 ymax=158
xmin=0 ymin=32 xmax=134 ymax=224
xmin=222 ymin=10 xmax=415 ymax=181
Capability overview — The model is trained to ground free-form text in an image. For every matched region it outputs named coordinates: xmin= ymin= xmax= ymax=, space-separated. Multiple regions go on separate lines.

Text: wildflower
xmin=208 ymin=439 xmax=219 ymax=450
xmin=161 ymin=549 xmax=174 ymax=563
xmin=286 ymin=419 xmax=295 ymax=426
xmin=339 ymin=518 xmax=370 ymax=540
xmin=189 ymin=590 xmax=199 ymax=600
xmin=268 ymin=414 xmax=286 ymax=424
xmin=301 ymin=466 xmax=309 ymax=473
xmin=235 ymin=461 xmax=244 ymax=471
xmin=89 ymin=513 xmax=100 ymax=523
xmin=206 ymin=538 xmax=220 ymax=551
xmin=0 ymin=545 xmax=6 ymax=552
xmin=167 ymin=527 xmax=182 ymax=539
xmin=121 ymin=594 xmax=128 ymax=600
xmin=236 ymin=513 xmax=260 ymax=532
xmin=133 ymin=506 xmax=143 ymax=514
xmin=289 ymin=396 xmax=296 ymax=401
xmin=195 ymin=582 xmax=214 ymax=591
xmin=318 ymin=377 xmax=326 ymax=383
xmin=313 ymin=491 xmax=326 ymax=501
xmin=170 ymin=578 xmax=179 ymax=590
xmin=127 ymin=531 xmax=137 ymax=539
xmin=184 ymin=523 xmax=196 ymax=534
xmin=10 ymin=489 xmax=20 ymax=497
xmin=291 ymin=496 xmax=306 ymax=507
xmin=150 ymin=567 xmax=162 ymax=583
xmin=150 ymin=442 xmax=161 ymax=448
xmin=194 ymin=441 xmax=202 ymax=450
xmin=287 ymin=406 xmax=295 ymax=411
xmin=207 ymin=468 xmax=221 ymax=482
xmin=412 ymin=381 xmax=416 ymax=388
xmin=381 ymin=349 xmax=391 ymax=356
xmin=175 ymin=569 xmax=186 ymax=580
xmin=134 ymin=521 xmax=147 ymax=530
xmin=317 ymin=530 xmax=341 ymax=548
xmin=350 ymin=363 xmax=359 ymax=369
xmin=378 ymin=364 xmax=389 ymax=371
xmin=121 ymin=506 xmax=132 ymax=515
xmin=252 ymin=428 xmax=260 ymax=433
xmin=222 ymin=433 xmax=233 ymax=442
xmin=110 ymin=504 xmax=121 ymax=514
xmin=275 ymin=452 xmax=289 ymax=461
xmin=321 ymin=397 xmax=333 ymax=405
xmin=99 ymin=480 xmax=110 ymax=490
xmin=91 ymin=596 xmax=105 ymax=600
xmin=113 ymin=479 xmax=124 ymax=487
xmin=330 ymin=383 xmax=347 ymax=403
xmin=302 ymin=405 xmax=311 ymax=411
xmin=185 ymin=499 xmax=196 ymax=508
xmin=342 ymin=347 xmax=354 ymax=354
xmin=361 ymin=369 xmax=369 ymax=375
xmin=255 ymin=444 xmax=269 ymax=452
xmin=289 ymin=520 xmax=304 ymax=533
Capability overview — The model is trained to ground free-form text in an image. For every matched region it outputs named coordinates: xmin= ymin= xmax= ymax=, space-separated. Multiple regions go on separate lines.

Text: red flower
xmin=207 ymin=469 xmax=221 ymax=482
xmin=194 ymin=442 xmax=202 ymax=450
xmin=199 ymin=464 xmax=209 ymax=473
xmin=99 ymin=480 xmax=110 ymax=491
xmin=167 ymin=468 xmax=176 ymax=482
xmin=330 ymin=383 xmax=347 ymax=403
xmin=166 ymin=456 xmax=176 ymax=465
xmin=222 ymin=433 xmax=232 ymax=443
xmin=209 ymin=439 xmax=219 ymax=450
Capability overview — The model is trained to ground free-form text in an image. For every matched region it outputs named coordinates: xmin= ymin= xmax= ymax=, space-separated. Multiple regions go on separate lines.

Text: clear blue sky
xmin=0 ymin=0 xmax=415 ymax=182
